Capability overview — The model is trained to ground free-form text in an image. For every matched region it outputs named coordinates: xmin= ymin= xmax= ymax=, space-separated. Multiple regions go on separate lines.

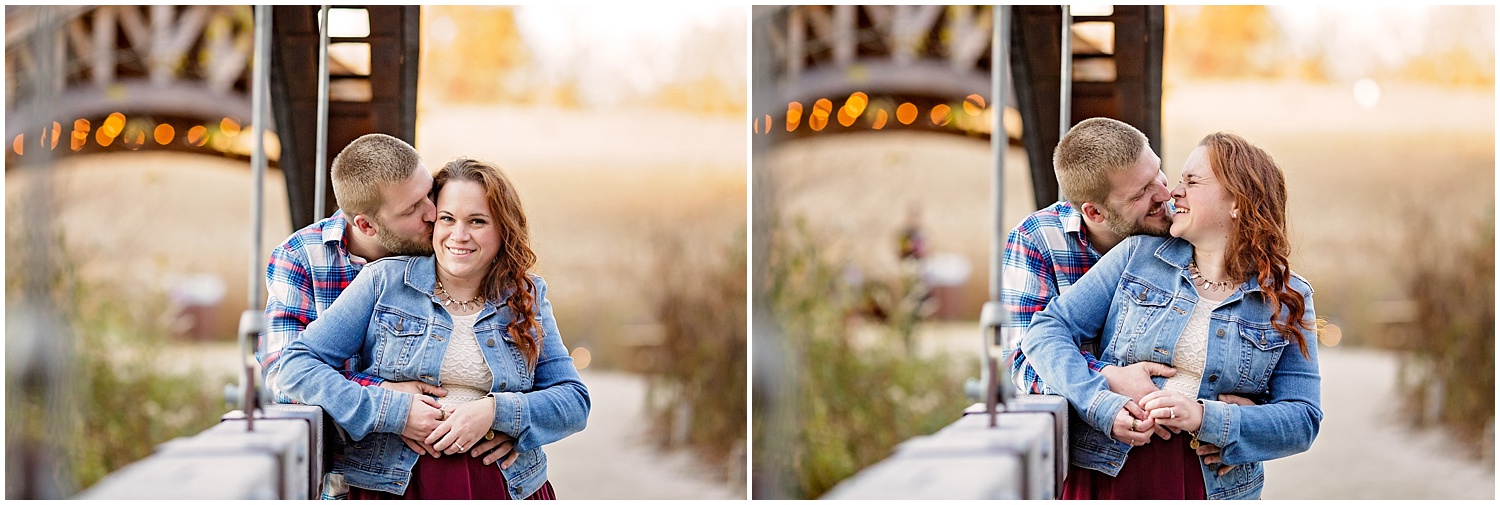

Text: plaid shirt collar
xmin=321 ymin=210 xmax=350 ymax=248
xmin=1055 ymin=201 xmax=1100 ymax=258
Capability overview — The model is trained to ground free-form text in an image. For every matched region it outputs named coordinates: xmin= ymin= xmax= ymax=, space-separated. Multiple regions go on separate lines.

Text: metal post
xmin=982 ymin=4 xmax=1014 ymax=426
xmin=9 ymin=7 xmax=76 ymax=498
xmin=1057 ymin=5 xmax=1072 ymax=201
xmin=1058 ymin=5 xmax=1073 ymax=137
xmin=239 ymin=4 xmax=273 ymax=431
xmin=751 ymin=6 xmax=789 ymax=499
xmin=314 ymin=5 xmax=331 ymax=220
xmin=991 ymin=5 xmax=1009 ymax=309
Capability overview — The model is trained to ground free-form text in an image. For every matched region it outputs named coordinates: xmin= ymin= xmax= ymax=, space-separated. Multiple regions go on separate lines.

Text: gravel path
xmin=1262 ymin=346 xmax=1494 ymax=499
xmin=536 ymin=368 xmax=746 ymax=499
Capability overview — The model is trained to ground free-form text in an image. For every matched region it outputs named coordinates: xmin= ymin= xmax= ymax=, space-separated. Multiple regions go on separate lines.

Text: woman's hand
xmin=1141 ymin=389 xmax=1203 ymax=433
xmin=426 ymin=396 xmax=497 ymax=456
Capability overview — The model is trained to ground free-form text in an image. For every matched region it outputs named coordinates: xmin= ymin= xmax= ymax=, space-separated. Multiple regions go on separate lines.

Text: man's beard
xmin=374 ymin=219 xmax=434 ymax=256
xmin=1102 ymin=204 xmax=1170 ymax=238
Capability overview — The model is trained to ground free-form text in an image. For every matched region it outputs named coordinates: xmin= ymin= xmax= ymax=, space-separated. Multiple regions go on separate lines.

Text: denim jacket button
xmin=1216 ymin=328 xmax=1225 ymax=337
xmin=1208 ymin=374 xmax=1219 ymax=382
xmin=1137 ymin=292 xmax=1147 ymax=301
xmin=487 ymin=338 xmax=496 ymax=347
xmin=500 ymin=381 xmax=507 ymax=389
xmin=396 ymin=320 xmax=404 ymax=331
xmin=1260 ymin=337 xmax=1268 ymax=346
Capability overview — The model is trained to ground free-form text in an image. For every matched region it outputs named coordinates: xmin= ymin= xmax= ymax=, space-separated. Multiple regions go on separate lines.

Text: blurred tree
xmin=1167 ymin=6 xmax=1291 ymax=81
xmin=420 ymin=6 xmax=535 ymax=106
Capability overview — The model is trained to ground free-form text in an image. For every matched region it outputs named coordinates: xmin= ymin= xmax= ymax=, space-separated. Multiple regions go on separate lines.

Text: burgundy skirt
xmin=1062 ymin=431 xmax=1206 ymax=500
xmin=349 ymin=453 xmax=556 ymax=500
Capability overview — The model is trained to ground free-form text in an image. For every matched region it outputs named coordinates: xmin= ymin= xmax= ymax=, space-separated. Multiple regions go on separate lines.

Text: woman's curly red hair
xmin=1203 ymin=132 xmax=1313 ymax=357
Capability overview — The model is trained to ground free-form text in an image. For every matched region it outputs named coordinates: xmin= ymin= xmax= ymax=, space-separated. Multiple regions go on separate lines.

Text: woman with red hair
xmin=270 ymin=158 xmax=589 ymax=499
xmin=1022 ymin=132 xmax=1320 ymax=499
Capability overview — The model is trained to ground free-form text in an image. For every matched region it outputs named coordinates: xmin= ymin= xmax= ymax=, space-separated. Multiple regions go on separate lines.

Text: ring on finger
xmin=1131 ymin=418 xmax=1139 ymax=431
xmin=1171 ymin=407 xmax=1176 ymax=419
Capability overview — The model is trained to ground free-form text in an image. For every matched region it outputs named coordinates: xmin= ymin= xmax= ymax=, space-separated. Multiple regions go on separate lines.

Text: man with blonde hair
xmin=260 ymin=133 xmax=515 ymax=498
xmin=260 ymin=133 xmax=437 ymax=389
xmin=1002 ymin=117 xmax=1176 ymax=404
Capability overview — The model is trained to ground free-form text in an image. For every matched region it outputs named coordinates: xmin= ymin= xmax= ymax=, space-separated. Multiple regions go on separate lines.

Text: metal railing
xmin=79 ymin=6 xmax=339 ymax=499
xmin=822 ymin=395 xmax=1070 ymax=500
xmin=829 ymin=6 xmax=1079 ymax=499
xmin=75 ymin=404 xmax=327 ymax=500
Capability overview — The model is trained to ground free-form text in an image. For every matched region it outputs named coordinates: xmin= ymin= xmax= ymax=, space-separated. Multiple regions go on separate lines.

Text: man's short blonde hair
xmin=329 ymin=133 xmax=422 ymax=218
xmin=1053 ymin=117 xmax=1149 ymax=208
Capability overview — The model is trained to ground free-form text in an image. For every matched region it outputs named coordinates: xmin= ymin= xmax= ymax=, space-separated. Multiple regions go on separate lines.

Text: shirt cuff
xmin=1082 ymin=350 xmax=1108 ymax=372
xmin=1197 ymin=398 xmax=1236 ymax=448
xmin=341 ymin=369 xmax=386 ymax=386
xmin=376 ymin=389 xmax=412 ymax=436
xmin=490 ymin=391 xmax=526 ymax=437
xmin=1087 ymin=390 xmax=1130 ymax=438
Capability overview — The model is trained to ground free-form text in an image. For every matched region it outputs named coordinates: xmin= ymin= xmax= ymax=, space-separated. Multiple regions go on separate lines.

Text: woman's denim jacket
xmin=1020 ymin=236 xmax=1320 ymax=499
xmin=266 ymin=255 xmax=590 ymax=498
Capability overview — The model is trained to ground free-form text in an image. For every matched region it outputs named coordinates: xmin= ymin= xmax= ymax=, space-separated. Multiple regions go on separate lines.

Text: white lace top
xmin=437 ymin=311 xmax=493 ymax=407
xmin=1162 ymin=299 xmax=1221 ymax=399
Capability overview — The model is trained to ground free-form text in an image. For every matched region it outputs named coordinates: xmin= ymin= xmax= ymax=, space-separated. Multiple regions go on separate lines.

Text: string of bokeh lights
xmin=753 ymin=92 xmax=996 ymax=136
xmin=10 ymin=113 xmax=266 ymax=158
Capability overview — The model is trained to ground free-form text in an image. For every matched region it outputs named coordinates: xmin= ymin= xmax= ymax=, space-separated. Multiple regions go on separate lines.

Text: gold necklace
xmin=1189 ymin=259 xmax=1235 ymax=292
xmin=435 ymin=279 xmax=485 ymax=311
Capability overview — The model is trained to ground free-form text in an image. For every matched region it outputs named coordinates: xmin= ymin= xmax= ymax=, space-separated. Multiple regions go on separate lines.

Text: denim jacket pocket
xmin=373 ymin=307 xmax=427 ymax=380
xmin=1115 ymin=278 xmax=1171 ymax=362
xmin=1207 ymin=459 xmax=1264 ymax=499
xmin=1236 ymin=324 xmax=1288 ymax=392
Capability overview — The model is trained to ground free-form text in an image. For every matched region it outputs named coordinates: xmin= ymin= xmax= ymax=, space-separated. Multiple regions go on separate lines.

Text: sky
xmin=511 ymin=5 xmax=747 ymax=108
xmin=1269 ymin=5 xmax=1493 ymax=81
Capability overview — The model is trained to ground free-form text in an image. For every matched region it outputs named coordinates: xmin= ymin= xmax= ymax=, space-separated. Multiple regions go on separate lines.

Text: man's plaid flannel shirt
xmin=1002 ymin=201 xmax=1111 ymax=394
xmin=260 ymin=210 xmax=383 ymax=388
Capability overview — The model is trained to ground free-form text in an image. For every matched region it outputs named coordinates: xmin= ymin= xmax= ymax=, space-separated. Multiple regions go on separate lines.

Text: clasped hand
xmin=1114 ymin=390 xmax=1253 ymax=476
xmin=399 ymin=393 xmax=520 ymax=468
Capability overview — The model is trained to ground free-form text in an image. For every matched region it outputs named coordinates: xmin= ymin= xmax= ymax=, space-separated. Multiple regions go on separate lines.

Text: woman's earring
xmin=1231 ymin=208 xmax=1239 ymax=219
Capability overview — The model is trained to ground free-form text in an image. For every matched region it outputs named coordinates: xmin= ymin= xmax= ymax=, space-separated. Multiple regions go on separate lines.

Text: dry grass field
xmin=763 ymin=81 xmax=1494 ymax=346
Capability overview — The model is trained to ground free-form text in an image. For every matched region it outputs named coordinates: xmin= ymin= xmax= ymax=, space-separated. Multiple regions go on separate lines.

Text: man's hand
xmin=400 ymin=435 xmax=441 ymax=458
xmin=1196 ymin=442 xmax=1235 ymax=476
xmin=1219 ymin=393 xmax=1255 ymax=406
xmin=1192 ymin=394 xmax=1252 ymax=475
xmin=469 ymin=432 xmax=522 ymax=469
xmin=1101 ymin=362 xmax=1176 ymax=403
xmin=1111 ymin=400 xmax=1155 ymax=447
xmin=402 ymin=395 xmax=445 ymax=450
xmin=381 ymin=380 xmax=448 ymax=399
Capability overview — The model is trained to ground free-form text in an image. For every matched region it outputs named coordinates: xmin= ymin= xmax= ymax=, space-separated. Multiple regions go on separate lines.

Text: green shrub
xmin=754 ymin=216 xmax=973 ymax=499
xmin=643 ymin=227 xmax=748 ymax=480
xmin=6 ymin=230 xmax=224 ymax=496
xmin=1394 ymin=206 xmax=1494 ymax=458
